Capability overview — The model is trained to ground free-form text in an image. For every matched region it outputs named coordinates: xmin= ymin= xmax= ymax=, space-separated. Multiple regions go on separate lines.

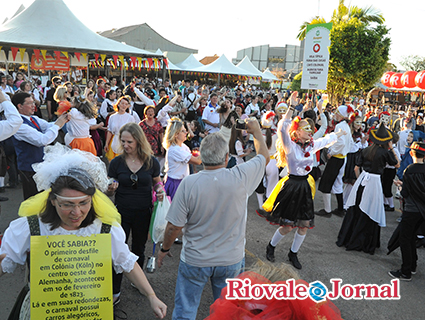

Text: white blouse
xmin=278 ymin=118 xmax=338 ymax=176
xmin=0 ymin=217 xmax=138 ymax=275
xmin=64 ymin=108 xmax=92 ymax=146
xmin=108 ymin=113 xmax=136 ymax=153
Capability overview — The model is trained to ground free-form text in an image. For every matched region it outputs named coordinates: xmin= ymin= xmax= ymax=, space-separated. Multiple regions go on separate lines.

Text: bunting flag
xmin=41 ymin=49 xmax=47 ymax=61
xmin=54 ymin=51 xmax=61 ymax=59
xmin=154 ymin=59 xmax=160 ymax=70
xmin=81 ymin=53 xmax=87 ymax=61
xmin=100 ymin=54 xmax=106 ymax=63
xmin=130 ymin=57 xmax=137 ymax=70
xmin=33 ymin=49 xmax=41 ymax=61
xmin=19 ymin=48 xmax=26 ymax=61
xmin=62 ymin=51 xmax=68 ymax=58
xmin=163 ymin=58 xmax=168 ymax=68
xmin=110 ymin=58 xmax=117 ymax=69
xmin=94 ymin=53 xmax=99 ymax=62
xmin=75 ymin=52 xmax=81 ymax=61
xmin=147 ymin=58 xmax=153 ymax=68
xmin=0 ymin=46 xmax=2 ymax=52
xmin=137 ymin=57 xmax=142 ymax=71
xmin=118 ymin=55 xmax=124 ymax=67
xmin=11 ymin=47 xmax=19 ymax=60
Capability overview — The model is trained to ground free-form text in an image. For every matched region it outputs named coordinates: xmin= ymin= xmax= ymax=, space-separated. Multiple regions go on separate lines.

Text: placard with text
xmin=301 ymin=22 xmax=333 ymax=90
xmin=30 ymin=234 xmax=113 ymax=320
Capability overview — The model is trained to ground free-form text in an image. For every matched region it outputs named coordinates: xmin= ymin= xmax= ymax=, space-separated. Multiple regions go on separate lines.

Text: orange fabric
xmin=69 ymin=137 xmax=97 ymax=156
xmin=105 ymin=137 xmax=118 ymax=161
xmin=56 ymin=101 xmax=72 ymax=115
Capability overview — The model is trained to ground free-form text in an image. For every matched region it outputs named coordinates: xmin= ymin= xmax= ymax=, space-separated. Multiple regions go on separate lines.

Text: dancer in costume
xmin=336 ymin=124 xmax=398 ymax=254
xmin=316 ymin=105 xmax=354 ymax=218
xmin=0 ymin=144 xmax=166 ymax=319
xmin=258 ymin=100 xmax=346 ymax=269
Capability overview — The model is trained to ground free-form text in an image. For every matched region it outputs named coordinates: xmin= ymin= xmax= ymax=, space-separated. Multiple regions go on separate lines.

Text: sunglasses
xmin=130 ymin=173 xmax=138 ymax=189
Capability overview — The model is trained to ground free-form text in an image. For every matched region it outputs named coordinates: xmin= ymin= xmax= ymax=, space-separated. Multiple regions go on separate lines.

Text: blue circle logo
xmin=309 ymin=281 xmax=327 ymax=302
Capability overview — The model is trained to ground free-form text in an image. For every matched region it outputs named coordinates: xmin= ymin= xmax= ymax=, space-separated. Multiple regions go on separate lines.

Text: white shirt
xmin=100 ymin=99 xmax=116 ymax=120
xmin=157 ymin=103 xmax=173 ymax=127
xmin=14 ymin=115 xmax=60 ymax=147
xmin=328 ymin=121 xmax=353 ymax=157
xmin=0 ymin=217 xmax=137 ymax=275
xmin=165 ymin=144 xmax=192 ymax=180
xmin=108 ymin=113 xmax=136 ymax=154
xmin=0 ymin=100 xmax=23 ymax=140
xmin=245 ymin=103 xmax=260 ymax=117
xmin=64 ymin=108 xmax=91 ymax=145
xmin=1 ymin=85 xmax=14 ymax=101
xmin=202 ymin=103 xmax=220 ymax=133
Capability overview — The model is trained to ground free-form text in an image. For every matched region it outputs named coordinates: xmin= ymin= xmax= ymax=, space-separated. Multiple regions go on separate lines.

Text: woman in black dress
xmin=337 ymin=124 xmax=399 ymax=254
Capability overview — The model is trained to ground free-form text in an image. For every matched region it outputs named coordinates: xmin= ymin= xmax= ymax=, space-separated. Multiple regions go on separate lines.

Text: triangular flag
xmin=11 ymin=47 xmax=19 ymax=60
xmin=94 ymin=53 xmax=99 ymax=61
xmin=75 ymin=52 xmax=81 ymax=61
xmin=19 ymin=48 xmax=26 ymax=61
xmin=118 ymin=56 xmax=124 ymax=67
xmin=147 ymin=58 xmax=153 ymax=68
xmin=81 ymin=53 xmax=87 ymax=60
xmin=41 ymin=50 xmax=47 ymax=61
xmin=33 ymin=49 xmax=41 ymax=61
xmin=137 ymin=57 xmax=142 ymax=71
xmin=130 ymin=57 xmax=137 ymax=69
xmin=100 ymin=54 xmax=106 ymax=62
xmin=54 ymin=51 xmax=61 ymax=59
xmin=112 ymin=55 xmax=118 ymax=67
xmin=163 ymin=58 xmax=169 ymax=68
xmin=62 ymin=51 xmax=68 ymax=58
xmin=0 ymin=46 xmax=2 ymax=52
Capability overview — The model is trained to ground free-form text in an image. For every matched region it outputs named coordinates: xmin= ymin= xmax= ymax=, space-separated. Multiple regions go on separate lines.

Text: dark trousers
xmin=382 ymin=168 xmax=396 ymax=198
xmin=113 ymin=206 xmax=152 ymax=294
xmin=6 ymin=152 xmax=18 ymax=186
xmin=400 ymin=211 xmax=424 ymax=276
xmin=19 ymin=170 xmax=39 ymax=200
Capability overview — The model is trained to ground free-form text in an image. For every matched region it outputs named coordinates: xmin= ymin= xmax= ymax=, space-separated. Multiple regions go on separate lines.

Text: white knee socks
xmin=291 ymin=231 xmax=306 ymax=253
xmin=323 ymin=193 xmax=331 ymax=213
xmin=270 ymin=228 xmax=285 ymax=247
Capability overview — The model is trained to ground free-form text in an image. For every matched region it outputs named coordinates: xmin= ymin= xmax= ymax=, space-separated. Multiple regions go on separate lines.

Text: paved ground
xmin=1 ymin=165 xmax=424 ymax=320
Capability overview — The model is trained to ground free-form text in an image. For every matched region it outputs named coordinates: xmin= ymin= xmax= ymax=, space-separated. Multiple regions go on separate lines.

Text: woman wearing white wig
xmin=0 ymin=144 xmax=166 ymax=319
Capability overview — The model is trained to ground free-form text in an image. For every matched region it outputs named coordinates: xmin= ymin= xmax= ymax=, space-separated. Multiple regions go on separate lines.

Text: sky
xmin=1 ymin=0 xmax=424 ymax=69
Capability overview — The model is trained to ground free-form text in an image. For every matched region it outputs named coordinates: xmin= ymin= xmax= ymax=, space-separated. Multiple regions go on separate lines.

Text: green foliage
xmin=297 ymin=0 xmax=390 ymax=104
xmin=290 ymin=72 xmax=307 ymax=94
xmin=400 ymin=55 xmax=425 ymax=72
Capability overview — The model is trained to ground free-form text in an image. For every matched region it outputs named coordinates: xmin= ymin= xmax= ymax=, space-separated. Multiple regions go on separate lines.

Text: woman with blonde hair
xmin=258 ymin=93 xmax=346 ymax=270
xmin=163 ymin=117 xmax=201 ymax=199
xmin=54 ymin=84 xmax=72 ymax=115
xmin=107 ymin=123 xmax=165 ymax=302
xmin=104 ymin=96 xmax=136 ymax=161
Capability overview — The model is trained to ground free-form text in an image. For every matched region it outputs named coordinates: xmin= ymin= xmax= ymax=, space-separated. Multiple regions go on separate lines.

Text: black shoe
xmin=174 ymin=238 xmax=182 ymax=244
xmin=288 ymin=250 xmax=302 ymax=269
xmin=385 ymin=205 xmax=395 ymax=212
xmin=331 ymin=209 xmax=346 ymax=217
xmin=113 ymin=297 xmax=121 ymax=306
xmin=315 ymin=209 xmax=331 ymax=218
xmin=256 ymin=208 xmax=267 ymax=218
xmin=388 ymin=270 xmax=411 ymax=281
xmin=416 ymin=238 xmax=425 ymax=248
xmin=0 ymin=196 xmax=8 ymax=201
xmin=266 ymin=243 xmax=275 ymax=262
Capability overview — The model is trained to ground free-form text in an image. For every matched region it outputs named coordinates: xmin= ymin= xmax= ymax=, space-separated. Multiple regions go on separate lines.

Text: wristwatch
xmin=160 ymin=244 xmax=170 ymax=253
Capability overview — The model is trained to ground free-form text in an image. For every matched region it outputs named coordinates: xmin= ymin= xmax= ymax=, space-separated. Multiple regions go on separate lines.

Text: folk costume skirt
xmin=259 ymin=174 xmax=316 ymax=228
xmin=69 ymin=137 xmax=97 ymax=156
xmin=337 ymin=171 xmax=384 ymax=254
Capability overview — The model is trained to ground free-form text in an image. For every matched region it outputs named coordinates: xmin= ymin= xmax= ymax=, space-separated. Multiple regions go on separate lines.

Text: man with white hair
xmin=317 ymin=105 xmax=354 ymax=218
xmin=157 ymin=120 xmax=270 ymax=320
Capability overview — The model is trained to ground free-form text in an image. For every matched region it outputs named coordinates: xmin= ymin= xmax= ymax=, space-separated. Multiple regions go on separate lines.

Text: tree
xmin=400 ymin=55 xmax=425 ymax=72
xmin=290 ymin=72 xmax=307 ymax=94
xmin=296 ymin=0 xmax=390 ymax=104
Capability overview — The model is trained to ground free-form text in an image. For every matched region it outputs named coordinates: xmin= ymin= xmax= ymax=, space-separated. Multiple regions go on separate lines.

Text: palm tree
xmin=297 ymin=0 xmax=384 ymax=41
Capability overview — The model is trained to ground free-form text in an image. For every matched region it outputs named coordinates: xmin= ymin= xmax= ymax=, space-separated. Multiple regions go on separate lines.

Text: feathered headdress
xmin=289 ymin=116 xmax=301 ymax=133
xmin=261 ymin=111 xmax=276 ymax=128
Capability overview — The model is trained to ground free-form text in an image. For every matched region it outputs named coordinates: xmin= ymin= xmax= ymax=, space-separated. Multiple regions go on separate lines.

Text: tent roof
xmin=262 ymin=68 xmax=279 ymax=81
xmin=176 ymin=54 xmax=204 ymax=71
xmin=166 ymin=59 xmax=181 ymax=71
xmin=193 ymin=55 xmax=249 ymax=75
xmin=0 ymin=0 xmax=160 ymax=57
xmin=236 ymin=56 xmax=264 ymax=77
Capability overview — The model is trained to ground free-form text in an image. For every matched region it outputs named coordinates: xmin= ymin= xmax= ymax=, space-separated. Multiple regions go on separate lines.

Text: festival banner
xmin=31 ymin=54 xmax=70 ymax=71
xmin=30 ymin=234 xmax=113 ymax=320
xmin=301 ymin=22 xmax=333 ymax=90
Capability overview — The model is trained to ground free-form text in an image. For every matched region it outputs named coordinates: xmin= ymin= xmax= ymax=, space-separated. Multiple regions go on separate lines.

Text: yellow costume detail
xmin=262 ymin=174 xmax=316 ymax=213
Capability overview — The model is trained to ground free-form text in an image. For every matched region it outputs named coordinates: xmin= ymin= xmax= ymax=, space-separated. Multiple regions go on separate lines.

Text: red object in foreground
xmin=415 ymin=70 xmax=425 ymax=90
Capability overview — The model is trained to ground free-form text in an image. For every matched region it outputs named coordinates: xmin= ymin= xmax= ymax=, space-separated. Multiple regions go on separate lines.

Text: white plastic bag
xmin=150 ymin=197 xmax=171 ymax=243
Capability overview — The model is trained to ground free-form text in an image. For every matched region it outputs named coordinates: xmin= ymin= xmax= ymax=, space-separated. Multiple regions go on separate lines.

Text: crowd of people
xmin=0 ymin=70 xmax=424 ymax=319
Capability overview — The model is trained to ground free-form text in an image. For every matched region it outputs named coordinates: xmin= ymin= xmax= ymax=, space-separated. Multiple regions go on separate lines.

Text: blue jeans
xmin=172 ymin=258 xmax=245 ymax=320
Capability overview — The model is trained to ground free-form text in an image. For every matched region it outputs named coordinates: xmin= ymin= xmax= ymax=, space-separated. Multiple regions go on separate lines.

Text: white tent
xmin=236 ymin=56 xmax=263 ymax=78
xmin=262 ymin=68 xmax=279 ymax=81
xmin=0 ymin=0 xmax=159 ymax=57
xmin=193 ymin=55 xmax=249 ymax=75
xmin=176 ymin=54 xmax=204 ymax=71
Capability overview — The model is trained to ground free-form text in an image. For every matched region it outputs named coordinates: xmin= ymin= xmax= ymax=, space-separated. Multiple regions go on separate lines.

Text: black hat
xmin=145 ymin=88 xmax=155 ymax=99
xmin=406 ymin=139 xmax=425 ymax=156
xmin=369 ymin=123 xmax=394 ymax=145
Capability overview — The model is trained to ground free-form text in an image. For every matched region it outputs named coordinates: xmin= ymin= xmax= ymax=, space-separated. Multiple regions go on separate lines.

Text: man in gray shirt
xmin=158 ymin=119 xmax=269 ymax=320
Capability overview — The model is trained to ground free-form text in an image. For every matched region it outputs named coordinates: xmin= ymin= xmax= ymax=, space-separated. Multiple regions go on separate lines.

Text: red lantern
xmin=381 ymin=72 xmax=394 ymax=87
xmin=401 ymin=71 xmax=418 ymax=88
xmin=415 ymin=70 xmax=425 ymax=90
xmin=390 ymin=73 xmax=403 ymax=89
